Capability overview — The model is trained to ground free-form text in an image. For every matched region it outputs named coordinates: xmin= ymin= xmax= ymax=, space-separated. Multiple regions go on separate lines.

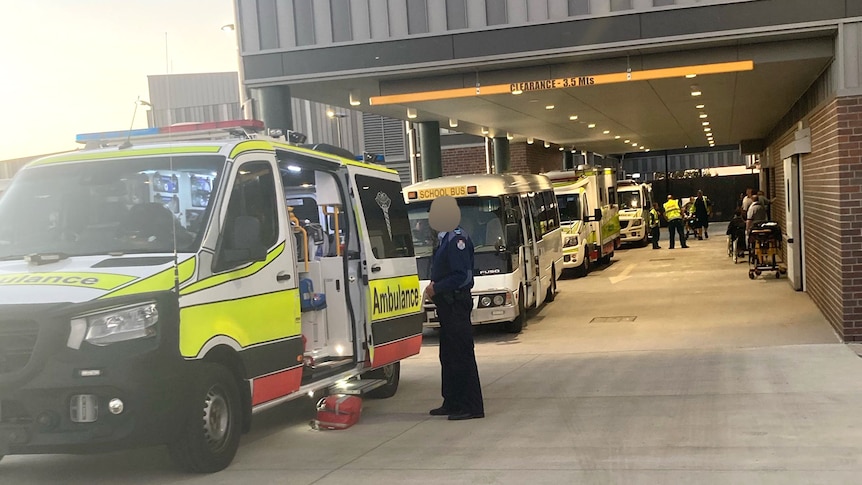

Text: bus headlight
xmin=563 ymin=236 xmax=579 ymax=248
xmin=478 ymin=293 xmax=509 ymax=308
xmin=630 ymin=219 xmax=643 ymax=227
xmin=68 ymin=302 xmax=159 ymax=348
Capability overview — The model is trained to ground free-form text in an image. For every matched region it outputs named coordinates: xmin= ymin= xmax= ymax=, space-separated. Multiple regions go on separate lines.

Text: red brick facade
xmin=766 ymin=95 xmax=862 ymax=341
xmin=441 ymin=141 xmax=565 ymax=176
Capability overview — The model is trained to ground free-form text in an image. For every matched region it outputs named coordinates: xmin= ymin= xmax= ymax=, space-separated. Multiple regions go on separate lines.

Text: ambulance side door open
xmin=349 ymin=166 xmax=423 ymax=369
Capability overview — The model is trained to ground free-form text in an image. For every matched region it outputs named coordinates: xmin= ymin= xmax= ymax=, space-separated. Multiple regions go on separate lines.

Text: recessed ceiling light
xmin=559 ymin=147 xmax=565 ymax=151
xmin=545 ymin=105 xmax=555 ymax=110
xmin=632 ymin=143 xmax=638 ymax=147
xmin=699 ymin=113 xmax=708 ymax=119
xmin=704 ymin=127 xmax=712 ymax=132
xmin=481 ymin=126 xmax=489 ymax=135
xmin=588 ymin=123 xmax=596 ymax=128
xmin=702 ymin=121 xmax=710 ymax=126
xmin=527 ymin=137 xmax=534 ymax=144
xmin=544 ymin=141 xmax=551 ymax=148
xmin=569 ymin=115 xmax=578 ymax=120
xmin=407 ymin=108 xmax=418 ymax=119
xmin=696 ymin=104 xmax=705 ymax=109
xmin=512 ymin=89 xmax=523 ymax=95
xmin=603 ymin=130 xmax=610 ymax=134
xmin=686 ymin=74 xmax=697 ymax=79
xmin=624 ymin=139 xmax=631 ymax=143
xmin=507 ymin=132 xmax=514 ymax=140
xmin=639 ymin=146 xmax=644 ymax=149
xmin=615 ymin=135 xmax=621 ymax=139
xmin=691 ymin=86 xmax=702 ymax=96
xmin=645 ymin=149 xmax=650 ymax=152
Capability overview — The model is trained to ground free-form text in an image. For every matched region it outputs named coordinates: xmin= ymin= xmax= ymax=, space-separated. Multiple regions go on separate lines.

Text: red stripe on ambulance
xmin=252 ymin=367 xmax=303 ymax=406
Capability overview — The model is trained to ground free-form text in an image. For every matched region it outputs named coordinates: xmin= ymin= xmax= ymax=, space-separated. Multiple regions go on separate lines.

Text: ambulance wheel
xmin=545 ymin=268 xmax=557 ymax=302
xmin=505 ymin=286 xmax=526 ymax=334
xmin=364 ymin=362 xmax=400 ymax=399
xmin=576 ymin=254 xmax=590 ymax=278
xmin=169 ymin=363 xmax=241 ymax=473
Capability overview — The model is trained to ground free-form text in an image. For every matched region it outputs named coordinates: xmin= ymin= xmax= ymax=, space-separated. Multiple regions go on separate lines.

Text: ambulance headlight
xmin=563 ymin=236 xmax=579 ymax=248
xmin=631 ymin=219 xmax=643 ymax=227
xmin=68 ymin=302 xmax=159 ymax=348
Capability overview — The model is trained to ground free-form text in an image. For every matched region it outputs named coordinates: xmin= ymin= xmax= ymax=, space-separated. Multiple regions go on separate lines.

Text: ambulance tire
xmin=505 ymin=286 xmax=526 ymax=334
xmin=576 ymin=253 xmax=590 ymax=278
xmin=364 ymin=362 xmax=400 ymax=399
xmin=169 ymin=363 xmax=242 ymax=473
xmin=545 ymin=267 xmax=557 ymax=303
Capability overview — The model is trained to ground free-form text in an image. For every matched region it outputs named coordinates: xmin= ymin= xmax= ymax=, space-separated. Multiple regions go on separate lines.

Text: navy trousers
xmin=435 ymin=295 xmax=484 ymax=415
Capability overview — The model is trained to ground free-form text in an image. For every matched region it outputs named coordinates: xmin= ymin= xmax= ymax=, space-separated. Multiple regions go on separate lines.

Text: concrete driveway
xmin=5 ymin=235 xmax=861 ymax=484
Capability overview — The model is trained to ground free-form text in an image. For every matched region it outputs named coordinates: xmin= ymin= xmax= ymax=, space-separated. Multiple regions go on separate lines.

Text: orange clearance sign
xmin=417 ymin=186 xmax=468 ymax=200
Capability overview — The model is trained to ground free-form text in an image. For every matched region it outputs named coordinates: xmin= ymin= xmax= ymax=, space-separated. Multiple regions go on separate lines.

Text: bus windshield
xmin=407 ymin=196 xmax=506 ymax=257
xmin=619 ymin=191 xmax=642 ymax=210
xmin=556 ymin=194 xmax=582 ymax=224
xmin=0 ymin=155 xmax=225 ymax=260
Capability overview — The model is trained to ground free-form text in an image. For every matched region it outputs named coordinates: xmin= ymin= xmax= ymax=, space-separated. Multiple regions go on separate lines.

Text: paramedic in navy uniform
xmin=424 ymin=196 xmax=485 ymax=421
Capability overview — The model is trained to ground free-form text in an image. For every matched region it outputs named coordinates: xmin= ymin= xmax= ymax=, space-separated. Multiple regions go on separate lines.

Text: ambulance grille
xmin=0 ymin=320 xmax=39 ymax=374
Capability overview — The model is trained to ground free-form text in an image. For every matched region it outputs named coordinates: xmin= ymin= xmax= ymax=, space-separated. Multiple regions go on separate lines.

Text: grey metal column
xmin=418 ymin=121 xmax=442 ymax=180
xmin=254 ymin=85 xmax=293 ymax=132
xmin=492 ymin=137 xmax=510 ymax=173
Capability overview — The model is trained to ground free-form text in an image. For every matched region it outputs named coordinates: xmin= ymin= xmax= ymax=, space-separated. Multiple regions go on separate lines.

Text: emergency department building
xmin=232 ymin=0 xmax=862 ymax=341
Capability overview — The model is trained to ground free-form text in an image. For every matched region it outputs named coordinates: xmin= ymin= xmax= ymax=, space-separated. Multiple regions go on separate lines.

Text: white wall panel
xmin=369 ymin=0 xmax=391 ymax=38
xmin=350 ymin=0 xmax=372 ymax=40
xmin=427 ymin=0 xmax=448 ymax=32
xmin=276 ymin=0 xmax=297 ymax=48
xmin=238 ymin=0 xmax=260 ymax=53
xmin=589 ymin=0 xmax=610 ymax=14
xmin=507 ymin=0 xmax=528 ymax=23
xmin=388 ymin=0 xmax=409 ymax=37
xmin=548 ymin=0 xmax=568 ymax=18
xmin=527 ymin=0 xmax=549 ymax=21
xmin=313 ymin=0 xmax=333 ymax=44
xmin=466 ymin=0 xmax=487 ymax=28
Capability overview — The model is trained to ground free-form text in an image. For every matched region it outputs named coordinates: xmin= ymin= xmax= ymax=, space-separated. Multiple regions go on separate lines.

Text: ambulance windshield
xmin=618 ymin=190 xmax=642 ymax=210
xmin=556 ymin=194 xmax=582 ymax=224
xmin=0 ymin=155 xmax=225 ymax=260
xmin=407 ymin=197 xmax=505 ymax=257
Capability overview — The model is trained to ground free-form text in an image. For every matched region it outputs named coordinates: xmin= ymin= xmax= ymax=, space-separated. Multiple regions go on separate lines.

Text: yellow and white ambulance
xmin=545 ymin=167 xmax=621 ymax=277
xmin=403 ymin=174 xmax=562 ymax=334
xmin=616 ymin=180 xmax=653 ymax=245
xmin=0 ymin=120 xmax=423 ymax=472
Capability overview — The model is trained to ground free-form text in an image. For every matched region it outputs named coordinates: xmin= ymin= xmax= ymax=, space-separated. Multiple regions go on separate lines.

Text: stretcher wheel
xmin=755 ymin=269 xmax=761 ymax=276
xmin=775 ymin=272 xmax=780 ymax=279
xmin=748 ymin=270 xmax=755 ymax=279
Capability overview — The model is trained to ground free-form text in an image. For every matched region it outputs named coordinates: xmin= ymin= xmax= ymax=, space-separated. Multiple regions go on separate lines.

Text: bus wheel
xmin=363 ymin=362 xmax=400 ymax=399
xmin=505 ymin=287 xmax=526 ymax=334
xmin=545 ymin=268 xmax=557 ymax=303
xmin=169 ymin=363 xmax=242 ymax=473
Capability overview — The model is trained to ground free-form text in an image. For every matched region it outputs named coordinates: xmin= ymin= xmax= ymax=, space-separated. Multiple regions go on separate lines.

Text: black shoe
xmin=448 ymin=412 xmax=484 ymax=421
xmin=682 ymin=245 xmax=689 ymax=248
xmin=429 ymin=406 xmax=452 ymax=416
xmin=704 ymin=233 xmax=709 ymax=239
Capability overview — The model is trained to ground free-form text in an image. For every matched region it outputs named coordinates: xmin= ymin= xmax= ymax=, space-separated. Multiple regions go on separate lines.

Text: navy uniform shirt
xmin=429 ymin=227 xmax=474 ymax=294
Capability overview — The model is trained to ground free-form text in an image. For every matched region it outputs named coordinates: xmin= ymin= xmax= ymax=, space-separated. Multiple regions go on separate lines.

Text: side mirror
xmin=594 ymin=208 xmax=602 ymax=220
xmin=505 ymin=223 xmax=520 ymax=251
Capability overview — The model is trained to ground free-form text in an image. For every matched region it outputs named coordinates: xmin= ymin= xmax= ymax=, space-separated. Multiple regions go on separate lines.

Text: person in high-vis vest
xmin=663 ymin=194 xmax=689 ymax=249
xmin=649 ymin=202 xmax=662 ymax=249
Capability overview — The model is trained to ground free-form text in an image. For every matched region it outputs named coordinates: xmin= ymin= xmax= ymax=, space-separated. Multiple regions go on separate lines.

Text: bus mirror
xmin=505 ymin=223 xmax=519 ymax=251
xmin=594 ymin=208 xmax=602 ymax=220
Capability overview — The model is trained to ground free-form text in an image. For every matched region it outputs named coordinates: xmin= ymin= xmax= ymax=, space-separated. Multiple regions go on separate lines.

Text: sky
xmin=0 ymin=0 xmax=239 ymax=161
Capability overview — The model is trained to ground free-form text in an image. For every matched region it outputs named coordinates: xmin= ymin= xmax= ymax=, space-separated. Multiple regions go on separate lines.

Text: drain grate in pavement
xmin=590 ymin=316 xmax=637 ymax=323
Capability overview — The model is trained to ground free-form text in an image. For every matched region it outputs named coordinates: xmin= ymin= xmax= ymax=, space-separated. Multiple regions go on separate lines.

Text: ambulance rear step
xmin=330 ymin=378 xmax=387 ymax=396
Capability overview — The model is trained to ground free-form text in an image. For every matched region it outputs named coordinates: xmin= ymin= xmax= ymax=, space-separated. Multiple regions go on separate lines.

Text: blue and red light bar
xmin=75 ymin=119 xmax=266 ymax=144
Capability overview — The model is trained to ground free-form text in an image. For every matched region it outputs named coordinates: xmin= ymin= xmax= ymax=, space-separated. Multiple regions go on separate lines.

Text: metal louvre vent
xmin=0 ymin=320 xmax=39 ymax=374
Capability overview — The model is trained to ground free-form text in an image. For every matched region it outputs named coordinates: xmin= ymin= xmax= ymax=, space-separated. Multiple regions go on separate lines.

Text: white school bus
xmin=403 ymin=174 xmax=563 ymax=333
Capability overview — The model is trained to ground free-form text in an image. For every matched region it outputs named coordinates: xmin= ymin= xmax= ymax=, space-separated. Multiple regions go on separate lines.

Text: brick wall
xmin=440 ymin=141 xmax=565 ymax=176
xmin=441 ymin=145 xmax=487 ymax=176
xmin=836 ymin=96 xmax=862 ymax=340
xmin=770 ymin=95 xmax=862 ymax=341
